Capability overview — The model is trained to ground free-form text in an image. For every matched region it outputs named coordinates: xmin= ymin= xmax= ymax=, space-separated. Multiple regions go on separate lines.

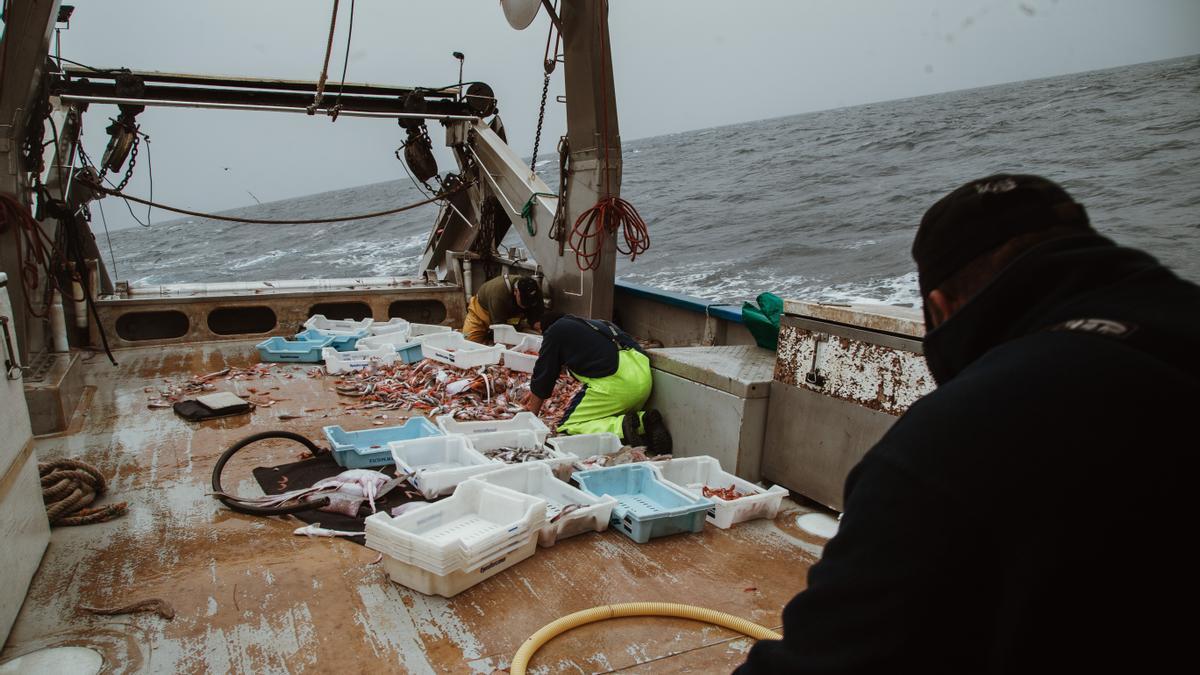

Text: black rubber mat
xmin=252 ymin=454 xmax=431 ymax=545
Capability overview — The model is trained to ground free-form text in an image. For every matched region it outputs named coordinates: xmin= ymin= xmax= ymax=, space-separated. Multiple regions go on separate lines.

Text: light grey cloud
xmin=57 ymin=0 xmax=1200 ymax=230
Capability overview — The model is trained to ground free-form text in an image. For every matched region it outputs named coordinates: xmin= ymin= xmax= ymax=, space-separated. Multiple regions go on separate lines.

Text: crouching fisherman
xmin=461 ymin=275 xmax=544 ymax=344
xmin=522 ymin=312 xmax=671 ymax=452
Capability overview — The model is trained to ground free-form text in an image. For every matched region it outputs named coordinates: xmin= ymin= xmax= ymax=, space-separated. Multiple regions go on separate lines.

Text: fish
xmin=293 ymin=523 xmax=364 ymax=538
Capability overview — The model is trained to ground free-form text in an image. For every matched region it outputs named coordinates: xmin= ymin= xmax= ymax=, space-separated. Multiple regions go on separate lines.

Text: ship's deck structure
xmin=3 ymin=341 xmax=826 ymax=673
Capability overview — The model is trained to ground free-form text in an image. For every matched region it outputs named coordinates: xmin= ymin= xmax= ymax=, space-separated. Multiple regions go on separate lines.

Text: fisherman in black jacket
xmin=737 ymin=174 xmax=1199 ymax=673
xmin=524 ymin=312 xmax=671 ymax=451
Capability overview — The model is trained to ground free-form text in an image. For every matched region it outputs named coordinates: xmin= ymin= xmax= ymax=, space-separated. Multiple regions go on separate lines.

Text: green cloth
xmin=742 ymin=292 xmax=784 ymax=350
xmin=474 ymin=276 xmax=521 ymax=325
xmin=558 ymin=349 xmax=652 ymax=436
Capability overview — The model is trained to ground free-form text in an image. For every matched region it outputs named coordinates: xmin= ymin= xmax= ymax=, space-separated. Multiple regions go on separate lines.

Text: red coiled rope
xmin=568 ymin=195 xmax=650 ymax=271
xmin=566 ymin=0 xmax=650 ymax=272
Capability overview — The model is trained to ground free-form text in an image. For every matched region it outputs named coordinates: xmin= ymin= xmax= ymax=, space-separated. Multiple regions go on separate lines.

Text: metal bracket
xmin=804 ymin=335 xmax=826 ymax=388
xmin=1 ymin=316 xmax=22 ymax=380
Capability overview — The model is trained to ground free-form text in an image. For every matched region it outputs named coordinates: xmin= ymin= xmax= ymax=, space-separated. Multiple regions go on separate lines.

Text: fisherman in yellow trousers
xmin=523 ymin=312 xmax=671 ymax=453
xmin=461 ymin=275 xmax=543 ymax=343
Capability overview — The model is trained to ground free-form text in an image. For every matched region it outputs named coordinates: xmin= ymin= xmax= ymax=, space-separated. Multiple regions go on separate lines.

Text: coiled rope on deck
xmin=40 ymin=459 xmax=128 ymax=526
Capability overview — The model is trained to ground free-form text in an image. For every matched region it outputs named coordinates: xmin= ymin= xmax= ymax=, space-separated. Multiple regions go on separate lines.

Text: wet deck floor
xmin=2 ymin=342 xmax=828 ymax=673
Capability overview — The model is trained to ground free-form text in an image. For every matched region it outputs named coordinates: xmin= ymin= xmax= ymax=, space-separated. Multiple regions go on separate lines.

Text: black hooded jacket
xmin=737 ymin=234 xmax=1200 ymax=674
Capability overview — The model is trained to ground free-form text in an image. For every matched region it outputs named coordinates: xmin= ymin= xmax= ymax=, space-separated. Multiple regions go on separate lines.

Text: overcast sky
xmin=56 ymin=0 xmax=1200 ymax=230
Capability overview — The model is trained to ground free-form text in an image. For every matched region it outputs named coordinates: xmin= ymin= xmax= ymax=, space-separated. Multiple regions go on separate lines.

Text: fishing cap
xmin=513 ymin=276 xmax=543 ymax=318
xmin=912 ymin=174 xmax=1091 ymax=298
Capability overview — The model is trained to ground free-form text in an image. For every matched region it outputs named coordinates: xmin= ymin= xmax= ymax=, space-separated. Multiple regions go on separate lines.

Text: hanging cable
xmin=74 ymin=174 xmax=473 ymax=226
xmin=308 ymin=0 xmax=341 ymax=114
xmin=520 ymin=192 xmax=557 ymax=237
xmin=330 ymin=0 xmax=356 ymax=119
xmin=93 ymin=198 xmax=120 ymax=281
xmin=530 ymin=2 xmax=561 ymax=175
xmin=567 ymin=0 xmax=650 ymax=271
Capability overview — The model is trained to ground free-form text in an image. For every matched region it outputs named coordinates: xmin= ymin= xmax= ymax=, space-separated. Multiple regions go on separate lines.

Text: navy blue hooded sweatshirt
xmin=737 ymin=234 xmax=1200 ymax=674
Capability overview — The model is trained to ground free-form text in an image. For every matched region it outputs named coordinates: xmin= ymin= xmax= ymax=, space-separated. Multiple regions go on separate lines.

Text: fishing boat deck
xmin=3 ymin=341 xmax=828 ymax=673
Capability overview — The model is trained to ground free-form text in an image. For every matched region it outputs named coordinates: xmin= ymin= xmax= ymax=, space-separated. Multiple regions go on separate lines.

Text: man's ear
xmin=927 ymin=289 xmax=958 ymax=328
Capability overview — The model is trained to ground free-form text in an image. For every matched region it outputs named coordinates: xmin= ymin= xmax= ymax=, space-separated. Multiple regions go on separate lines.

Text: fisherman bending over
xmin=737 ymin=174 xmax=1199 ymax=673
xmin=461 ymin=275 xmax=543 ymax=344
xmin=523 ymin=312 xmax=671 ymax=452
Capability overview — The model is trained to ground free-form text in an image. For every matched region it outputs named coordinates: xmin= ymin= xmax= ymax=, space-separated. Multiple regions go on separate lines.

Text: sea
xmin=105 ymin=56 xmax=1200 ymax=308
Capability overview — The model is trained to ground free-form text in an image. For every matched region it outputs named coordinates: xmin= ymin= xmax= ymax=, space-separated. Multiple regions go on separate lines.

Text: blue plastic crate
xmin=323 ymin=417 xmax=443 ymax=468
xmin=256 ymin=335 xmax=334 ymax=363
xmin=294 ymin=327 xmax=367 ymax=352
xmin=397 ymin=341 xmax=425 ymax=364
xmin=572 ymin=464 xmax=711 ymax=543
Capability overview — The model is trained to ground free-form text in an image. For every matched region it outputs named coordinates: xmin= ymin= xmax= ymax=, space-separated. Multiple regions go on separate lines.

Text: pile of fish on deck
xmin=199 ymin=315 xmax=790 ymax=598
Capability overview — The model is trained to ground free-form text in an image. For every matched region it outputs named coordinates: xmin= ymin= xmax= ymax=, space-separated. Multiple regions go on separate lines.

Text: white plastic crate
xmin=356 ymin=331 xmax=417 ymax=350
xmin=465 ymin=429 xmax=576 ymax=477
xmin=490 ymin=324 xmax=540 ymax=347
xmin=501 ymin=335 xmax=542 ymax=373
xmin=364 ymin=481 xmax=545 ymax=570
xmin=304 ymin=314 xmax=374 ymax=334
xmin=322 ymin=346 xmax=399 ymax=374
xmin=547 ymin=433 xmax=625 ymax=470
xmin=378 ymin=534 xmax=537 ymax=597
xmin=389 ymin=434 xmax=500 ymax=498
xmin=651 ymin=455 xmax=788 ymax=529
xmin=474 ymin=465 xmax=617 ymax=547
xmin=409 ymin=323 xmax=453 ymax=338
xmin=436 ymin=411 xmax=551 ymax=445
xmin=421 ymin=332 xmax=503 ymax=369
xmin=368 ymin=318 xmax=411 ymax=337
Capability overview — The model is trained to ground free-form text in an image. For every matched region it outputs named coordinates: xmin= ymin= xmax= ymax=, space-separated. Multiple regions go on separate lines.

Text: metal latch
xmin=1 ymin=315 xmax=22 ymax=380
xmin=804 ymin=334 xmax=826 ymax=388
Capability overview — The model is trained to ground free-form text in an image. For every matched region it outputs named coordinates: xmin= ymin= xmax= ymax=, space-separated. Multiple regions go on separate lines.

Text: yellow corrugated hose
xmin=509 ymin=602 xmax=782 ymax=674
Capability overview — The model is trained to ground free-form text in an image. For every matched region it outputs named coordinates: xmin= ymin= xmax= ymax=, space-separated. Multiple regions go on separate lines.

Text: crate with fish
xmin=304 ymin=314 xmax=374 ymax=334
xmin=473 ymin=464 xmax=617 ymax=547
xmin=421 ymin=332 xmax=504 ymax=369
xmin=572 ymin=464 xmax=712 ymax=544
xmin=436 ymin=411 xmax=551 ymax=445
xmin=322 ymin=346 xmax=400 ymax=374
xmin=256 ymin=334 xmax=334 ymax=363
xmin=322 ymin=417 xmax=442 ymax=468
xmin=364 ymin=481 xmax=546 ymax=596
xmin=389 ymin=434 xmax=500 ymax=499
xmin=546 ymin=432 xmax=624 ymax=470
xmin=501 ymin=335 xmax=543 ymax=373
xmin=465 ymin=429 xmax=576 ymax=480
xmin=650 ymin=456 xmax=788 ymax=529
xmin=294 ymin=327 xmax=368 ymax=352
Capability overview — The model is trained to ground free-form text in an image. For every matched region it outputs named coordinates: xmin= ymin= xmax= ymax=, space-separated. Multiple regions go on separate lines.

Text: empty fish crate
xmin=294 ymin=327 xmax=367 ymax=352
xmin=256 ymin=335 xmax=334 ymax=363
xmin=572 ymin=464 xmax=711 ymax=544
xmin=322 ymin=417 xmax=442 ymax=468
xmin=322 ymin=346 xmax=400 ymax=374
xmin=304 ymin=314 xmax=374 ymax=334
